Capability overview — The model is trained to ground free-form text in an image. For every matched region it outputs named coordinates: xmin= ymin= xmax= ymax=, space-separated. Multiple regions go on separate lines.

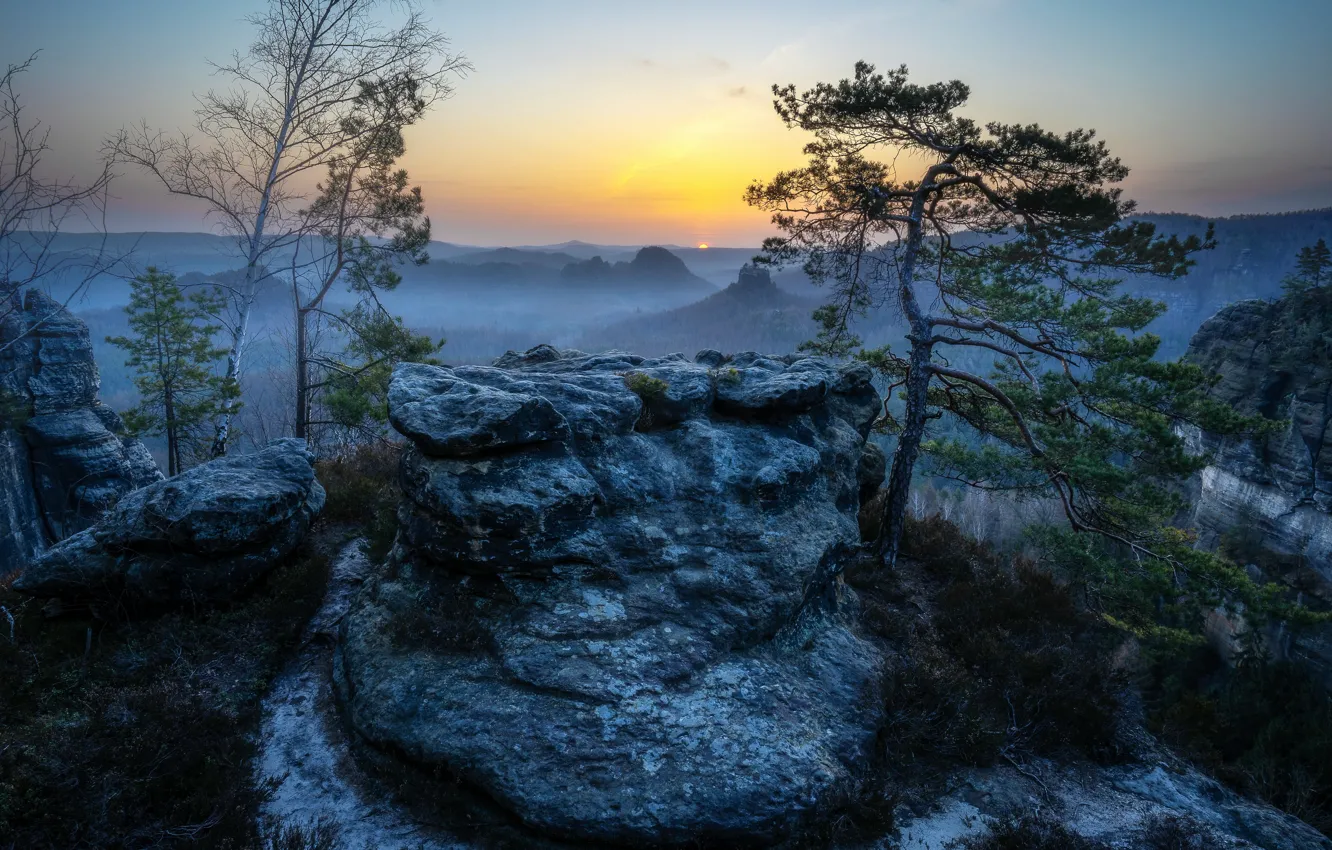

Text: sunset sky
xmin=5 ymin=0 xmax=1331 ymax=247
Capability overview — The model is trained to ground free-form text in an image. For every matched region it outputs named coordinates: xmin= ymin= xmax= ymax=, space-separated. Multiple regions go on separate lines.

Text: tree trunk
xmin=874 ymin=192 xmax=934 ymax=569
xmin=163 ymin=382 xmax=178 ymax=477
xmin=294 ymin=307 xmax=309 ymax=441
xmin=875 ymin=333 xmax=932 ymax=568
xmin=209 ymin=266 xmax=258 ymax=457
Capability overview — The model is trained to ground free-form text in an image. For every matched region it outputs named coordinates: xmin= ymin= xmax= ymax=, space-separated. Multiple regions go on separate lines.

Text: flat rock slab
xmin=338 ymin=347 xmax=886 ymax=844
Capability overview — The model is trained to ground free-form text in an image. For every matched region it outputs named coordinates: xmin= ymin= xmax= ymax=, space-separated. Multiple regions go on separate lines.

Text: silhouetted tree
xmin=1 ymin=54 xmax=120 ymax=353
xmin=288 ymin=73 xmax=439 ymax=443
xmin=107 ymin=0 xmax=467 ymax=456
xmin=1282 ymin=238 xmax=1331 ymax=293
xmin=747 ymin=62 xmax=1256 ymax=571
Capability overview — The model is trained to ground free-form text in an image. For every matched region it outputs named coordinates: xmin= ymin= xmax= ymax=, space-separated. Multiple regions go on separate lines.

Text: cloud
xmin=727 ymin=86 xmax=748 ymax=98
xmin=630 ymin=55 xmax=733 ymax=75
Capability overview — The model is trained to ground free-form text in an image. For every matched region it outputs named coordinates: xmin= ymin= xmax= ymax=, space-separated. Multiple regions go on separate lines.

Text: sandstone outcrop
xmin=1 ymin=289 xmax=161 ymax=567
xmin=14 ymin=438 xmax=324 ymax=608
xmin=336 ymin=347 xmax=886 ymax=844
xmin=1184 ymin=291 xmax=1332 ymax=674
xmin=1186 ymin=296 xmax=1332 ymax=569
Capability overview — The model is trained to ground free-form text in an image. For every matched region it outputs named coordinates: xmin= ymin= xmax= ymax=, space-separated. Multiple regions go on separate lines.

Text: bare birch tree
xmin=106 ymin=0 xmax=467 ymax=455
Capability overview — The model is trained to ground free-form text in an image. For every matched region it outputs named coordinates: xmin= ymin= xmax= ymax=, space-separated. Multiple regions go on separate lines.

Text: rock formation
xmin=1186 ymin=295 xmax=1332 ymax=571
xmin=1184 ymin=290 xmax=1332 ymax=673
xmin=1 ymin=289 xmax=161 ymax=568
xmin=577 ymin=264 xmax=820 ymax=356
xmin=15 ymin=438 xmax=325 ymax=608
xmin=336 ymin=347 xmax=885 ymax=844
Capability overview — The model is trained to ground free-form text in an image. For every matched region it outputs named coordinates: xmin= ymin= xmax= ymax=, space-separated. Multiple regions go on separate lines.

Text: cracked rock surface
xmin=336 ymin=347 xmax=886 ymax=844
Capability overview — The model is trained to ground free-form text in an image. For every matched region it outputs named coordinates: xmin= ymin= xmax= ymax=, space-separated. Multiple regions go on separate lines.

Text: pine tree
xmin=318 ymin=304 xmax=443 ymax=439
xmin=1282 ymin=238 xmax=1331 ymax=293
xmin=107 ymin=268 xmax=235 ymax=476
xmin=746 ymin=62 xmax=1264 ymax=574
xmin=288 ymin=73 xmax=442 ymax=447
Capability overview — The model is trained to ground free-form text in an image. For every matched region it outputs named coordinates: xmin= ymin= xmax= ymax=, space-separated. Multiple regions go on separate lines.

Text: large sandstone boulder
xmin=1 ymin=289 xmax=161 ymax=567
xmin=14 ymin=438 xmax=325 ymax=608
xmin=336 ymin=348 xmax=886 ymax=844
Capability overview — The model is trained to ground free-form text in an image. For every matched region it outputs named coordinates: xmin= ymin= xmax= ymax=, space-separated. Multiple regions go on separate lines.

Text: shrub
xmin=1146 ymin=648 xmax=1332 ymax=834
xmin=315 ymin=441 xmax=401 ymax=562
xmin=0 ymin=542 xmax=331 ymax=848
xmin=844 ymin=514 xmax=1126 ymax=804
xmin=623 ymin=370 xmax=669 ymax=399
xmin=1139 ymin=814 xmax=1213 ymax=850
xmin=260 ymin=817 xmax=341 ymax=850
xmin=386 ymin=574 xmax=494 ymax=654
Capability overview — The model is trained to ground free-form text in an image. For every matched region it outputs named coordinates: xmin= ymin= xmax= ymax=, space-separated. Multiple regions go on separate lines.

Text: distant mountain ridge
xmin=20 ymin=208 xmax=1332 ymax=352
xmin=407 ymin=245 xmax=714 ymax=297
xmin=578 ymin=265 xmax=818 ymax=356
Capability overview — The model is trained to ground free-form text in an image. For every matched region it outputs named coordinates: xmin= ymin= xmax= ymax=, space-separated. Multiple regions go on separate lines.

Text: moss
xmin=0 ymin=386 xmax=30 ymax=430
xmin=0 ymin=537 xmax=332 ymax=848
xmin=714 ymin=367 xmax=743 ymax=386
xmin=623 ymin=370 xmax=669 ymax=400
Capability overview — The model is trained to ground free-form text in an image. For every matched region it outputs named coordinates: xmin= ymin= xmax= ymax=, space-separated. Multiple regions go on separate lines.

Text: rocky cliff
xmin=1186 ymin=291 xmax=1332 ymax=579
xmin=1 ymin=289 xmax=161 ymax=568
xmin=1184 ymin=288 xmax=1332 ymax=678
xmin=336 ymin=346 xmax=885 ymax=844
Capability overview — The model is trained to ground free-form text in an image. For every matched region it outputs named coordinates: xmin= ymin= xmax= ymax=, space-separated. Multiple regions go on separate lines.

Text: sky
xmin=4 ymin=0 xmax=1331 ymax=247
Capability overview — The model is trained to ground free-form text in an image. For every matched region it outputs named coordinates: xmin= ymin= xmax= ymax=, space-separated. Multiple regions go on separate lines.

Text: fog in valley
xmin=21 ymin=206 xmax=1328 ymax=462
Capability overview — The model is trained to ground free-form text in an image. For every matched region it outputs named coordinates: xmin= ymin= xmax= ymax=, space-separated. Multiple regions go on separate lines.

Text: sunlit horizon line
xmin=47 ymin=198 xmax=1332 ymax=253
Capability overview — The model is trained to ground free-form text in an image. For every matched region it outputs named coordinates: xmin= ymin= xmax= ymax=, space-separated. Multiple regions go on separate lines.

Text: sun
xmin=698 ymin=242 xmax=709 ymax=250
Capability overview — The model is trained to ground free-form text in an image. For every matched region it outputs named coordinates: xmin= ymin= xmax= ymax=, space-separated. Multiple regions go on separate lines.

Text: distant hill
xmin=1119 ymin=208 xmax=1332 ymax=356
xmin=559 ymin=246 xmax=716 ymax=298
xmin=24 ymin=208 xmax=1332 ymax=358
xmin=453 ymin=247 xmax=582 ymax=268
xmin=397 ymin=245 xmax=712 ymax=304
xmin=577 ymin=265 xmax=818 ymax=356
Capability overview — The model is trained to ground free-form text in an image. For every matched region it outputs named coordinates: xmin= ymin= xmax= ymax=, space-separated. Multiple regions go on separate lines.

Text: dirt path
xmin=257 ymin=540 xmax=463 ymax=850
